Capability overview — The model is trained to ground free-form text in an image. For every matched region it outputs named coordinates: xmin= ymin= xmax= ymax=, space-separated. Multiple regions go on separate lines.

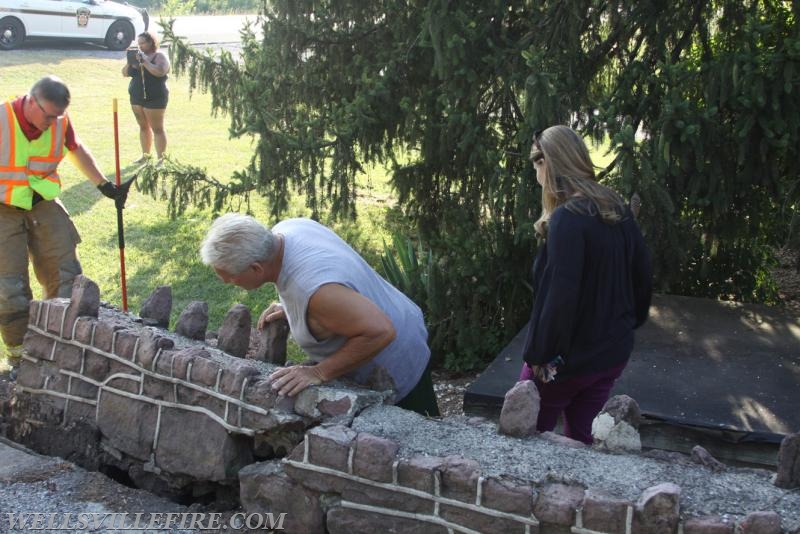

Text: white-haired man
xmin=200 ymin=213 xmax=440 ymax=416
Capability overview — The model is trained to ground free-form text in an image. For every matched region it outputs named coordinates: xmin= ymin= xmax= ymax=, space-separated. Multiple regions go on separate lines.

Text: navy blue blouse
xmin=522 ymin=199 xmax=653 ymax=379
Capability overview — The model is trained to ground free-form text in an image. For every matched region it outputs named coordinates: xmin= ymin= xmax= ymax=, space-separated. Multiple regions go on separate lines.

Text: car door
xmin=14 ymin=0 xmax=63 ymax=37
xmin=53 ymin=0 xmax=112 ymax=39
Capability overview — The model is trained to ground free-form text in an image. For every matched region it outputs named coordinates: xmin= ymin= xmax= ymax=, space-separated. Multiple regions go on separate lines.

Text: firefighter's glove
xmin=97 ymin=175 xmax=136 ymax=210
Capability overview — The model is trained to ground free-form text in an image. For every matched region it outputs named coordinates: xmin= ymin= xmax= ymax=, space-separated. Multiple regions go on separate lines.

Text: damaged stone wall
xmin=5 ymin=276 xmax=800 ymax=533
xmin=6 ymin=276 xmax=384 ymax=501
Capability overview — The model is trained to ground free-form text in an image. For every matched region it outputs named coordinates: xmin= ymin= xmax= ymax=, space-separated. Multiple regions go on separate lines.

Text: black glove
xmin=97 ymin=175 xmax=137 ymax=210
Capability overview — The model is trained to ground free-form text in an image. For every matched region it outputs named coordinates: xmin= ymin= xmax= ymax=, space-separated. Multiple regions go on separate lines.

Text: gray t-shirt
xmin=273 ymin=218 xmax=430 ymax=400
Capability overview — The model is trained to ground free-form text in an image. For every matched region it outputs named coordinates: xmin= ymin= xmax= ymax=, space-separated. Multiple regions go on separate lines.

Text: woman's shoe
xmin=132 ymin=154 xmax=151 ymax=165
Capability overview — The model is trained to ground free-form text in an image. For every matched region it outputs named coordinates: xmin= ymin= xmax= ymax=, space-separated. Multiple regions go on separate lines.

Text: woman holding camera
xmin=122 ymin=30 xmax=170 ymax=166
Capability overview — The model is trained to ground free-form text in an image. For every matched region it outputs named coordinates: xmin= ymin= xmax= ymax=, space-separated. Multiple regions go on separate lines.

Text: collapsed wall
xmin=4 ymin=276 xmax=799 ymax=533
xmin=6 ymin=275 xmax=384 ymax=502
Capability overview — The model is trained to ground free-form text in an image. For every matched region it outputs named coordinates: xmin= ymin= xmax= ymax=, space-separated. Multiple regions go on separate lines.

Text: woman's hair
xmin=138 ymin=31 xmax=159 ymax=49
xmin=532 ymin=125 xmax=626 ymax=237
xmin=200 ymin=213 xmax=279 ymax=275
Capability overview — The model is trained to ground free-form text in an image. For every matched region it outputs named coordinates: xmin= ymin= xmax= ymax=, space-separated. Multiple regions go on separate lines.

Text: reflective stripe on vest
xmin=0 ymin=100 xmax=68 ymax=210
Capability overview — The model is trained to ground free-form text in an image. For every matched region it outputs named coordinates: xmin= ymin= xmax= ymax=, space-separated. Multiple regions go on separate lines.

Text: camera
xmin=126 ymin=48 xmax=142 ymax=66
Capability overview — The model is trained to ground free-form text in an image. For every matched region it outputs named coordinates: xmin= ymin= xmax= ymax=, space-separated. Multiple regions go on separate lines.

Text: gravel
xmin=352 ymin=404 xmax=800 ymax=530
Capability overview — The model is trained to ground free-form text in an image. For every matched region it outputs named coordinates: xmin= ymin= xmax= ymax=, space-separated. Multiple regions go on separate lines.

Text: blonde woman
xmin=519 ymin=125 xmax=652 ymax=444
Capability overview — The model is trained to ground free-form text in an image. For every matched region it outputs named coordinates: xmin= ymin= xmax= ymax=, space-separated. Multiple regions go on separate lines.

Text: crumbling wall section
xmin=8 ymin=280 xmax=384 ymax=498
xmin=5 ymin=278 xmax=800 ymax=533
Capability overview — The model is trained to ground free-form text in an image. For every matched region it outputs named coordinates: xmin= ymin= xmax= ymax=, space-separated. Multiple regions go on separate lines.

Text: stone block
xmin=141 ymin=375 xmax=174 ymax=401
xmin=295 ymin=387 xmax=360 ymax=420
xmin=243 ymin=379 xmax=282 ymax=410
xmin=139 ymin=285 xmax=172 ymax=328
xmin=190 ymin=356 xmax=222 ymax=387
xmin=63 ymin=399 xmax=96 ymax=423
xmin=482 ymin=476 xmax=535 ymax=515
xmin=42 ymin=362 xmax=69 ymax=394
xmin=284 ymin=461 xmax=350 ymax=494
xmin=44 ymin=299 xmax=69 ymax=336
xmin=318 ymin=395 xmax=354 ymax=417
xmin=218 ymin=359 xmax=261 ymax=396
xmin=175 ymin=384 xmax=225 ymax=421
xmin=633 ymin=482 xmax=680 ymax=534
xmin=153 ymin=350 xmax=176 ymax=377
xmin=498 ymin=380 xmax=539 ymax=437
xmin=327 ymin=507 xmax=448 ymax=534
xmin=775 ymin=433 xmax=800 ymax=489
xmin=307 ymin=424 xmax=357 ymax=472
xmin=217 ymin=303 xmax=252 ymax=358
xmin=155 ymin=407 xmax=253 ymax=481
xmin=83 ymin=351 xmax=110 ymax=382
xmin=239 ymin=461 xmax=324 ymax=533
xmin=135 ymin=328 xmax=174 ymax=370
xmin=683 ymin=516 xmax=735 ymax=533
xmin=96 ymin=391 xmax=157 ymax=461
xmin=353 ymin=433 xmax=399 ymax=483
xmin=54 ymin=343 xmax=83 ymax=372
xmin=69 ymin=377 xmax=99 ymax=400
xmin=175 ymin=300 xmax=208 ymax=340
xmin=592 ymin=412 xmax=641 ymax=453
xmin=170 ymin=347 xmax=206 ymax=380
xmin=92 ymin=321 xmax=125 ymax=353
xmin=440 ymin=456 xmax=481 ymax=503
xmin=28 ymin=300 xmax=43 ymax=328
xmin=340 ymin=479 xmax=434 ymax=515
xmin=23 ymin=332 xmax=55 ymax=361
xmin=397 ymin=455 xmax=447 ymax=494
xmin=73 ymin=317 xmax=96 ymax=344
xmin=64 ymin=275 xmax=100 ymax=338
xmin=533 ymin=482 xmax=585 ymax=526
xmin=738 ymin=511 xmax=781 ymax=534
xmin=105 ymin=372 xmax=140 ymax=394
xmin=439 ymin=504 xmax=527 ymax=533
xmin=17 ymin=358 xmax=45 ymax=389
xmin=112 ymin=330 xmax=139 ymax=362
xmin=690 ymin=445 xmax=726 ymax=472
xmin=254 ymin=318 xmax=289 ymax=365
xmin=581 ymin=489 xmax=630 ymax=533
xmin=601 ymin=394 xmax=642 ymax=428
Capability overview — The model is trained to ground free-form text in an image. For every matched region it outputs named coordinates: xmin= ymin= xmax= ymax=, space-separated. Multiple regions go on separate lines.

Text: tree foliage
xmin=155 ymin=1 xmax=800 ymax=369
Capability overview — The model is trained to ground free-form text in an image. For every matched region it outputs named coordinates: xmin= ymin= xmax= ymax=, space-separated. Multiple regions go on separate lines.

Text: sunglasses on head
xmin=530 ymin=129 xmax=544 ymax=164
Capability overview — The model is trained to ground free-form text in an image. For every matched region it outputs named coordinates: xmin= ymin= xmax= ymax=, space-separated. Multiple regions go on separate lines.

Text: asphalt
xmin=464 ymin=294 xmax=800 ymax=448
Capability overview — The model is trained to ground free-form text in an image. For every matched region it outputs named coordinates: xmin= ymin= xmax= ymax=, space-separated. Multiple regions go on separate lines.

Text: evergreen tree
xmin=153 ymin=1 xmax=800 ymax=369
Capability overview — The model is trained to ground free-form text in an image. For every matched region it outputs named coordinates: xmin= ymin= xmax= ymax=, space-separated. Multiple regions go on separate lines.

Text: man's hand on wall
xmin=269 ymin=364 xmax=325 ymax=397
xmin=258 ymin=302 xmax=286 ymax=331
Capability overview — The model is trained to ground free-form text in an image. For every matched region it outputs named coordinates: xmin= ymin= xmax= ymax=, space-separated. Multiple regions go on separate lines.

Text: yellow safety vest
xmin=0 ymin=100 xmax=68 ymax=210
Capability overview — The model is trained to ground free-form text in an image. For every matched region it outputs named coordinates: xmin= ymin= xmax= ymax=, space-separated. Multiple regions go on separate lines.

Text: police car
xmin=0 ymin=0 xmax=148 ymax=51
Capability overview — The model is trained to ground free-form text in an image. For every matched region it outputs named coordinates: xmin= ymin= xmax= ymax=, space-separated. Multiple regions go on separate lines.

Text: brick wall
xmin=242 ymin=424 xmax=789 ymax=533
xmin=6 ymin=280 xmax=797 ymax=533
xmin=9 ymin=288 xmax=383 ymax=496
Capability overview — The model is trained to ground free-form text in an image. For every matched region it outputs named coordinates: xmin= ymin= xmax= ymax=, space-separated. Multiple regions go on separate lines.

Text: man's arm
xmin=65 ymin=144 xmax=109 ymax=187
xmin=270 ymin=283 xmax=396 ymax=396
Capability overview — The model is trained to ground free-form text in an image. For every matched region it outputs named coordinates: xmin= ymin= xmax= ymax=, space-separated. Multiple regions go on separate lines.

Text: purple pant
xmin=520 ymin=361 xmax=627 ymax=444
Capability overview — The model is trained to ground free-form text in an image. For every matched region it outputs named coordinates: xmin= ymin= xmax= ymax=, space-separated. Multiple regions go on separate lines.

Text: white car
xmin=0 ymin=0 xmax=148 ymax=51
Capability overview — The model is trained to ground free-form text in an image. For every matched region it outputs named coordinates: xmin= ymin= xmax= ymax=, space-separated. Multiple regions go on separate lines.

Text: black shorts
xmin=130 ymin=94 xmax=168 ymax=109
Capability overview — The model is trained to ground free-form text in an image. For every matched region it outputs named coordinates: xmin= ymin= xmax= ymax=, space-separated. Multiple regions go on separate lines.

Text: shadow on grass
xmin=60 ymin=180 xmax=103 ymax=218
